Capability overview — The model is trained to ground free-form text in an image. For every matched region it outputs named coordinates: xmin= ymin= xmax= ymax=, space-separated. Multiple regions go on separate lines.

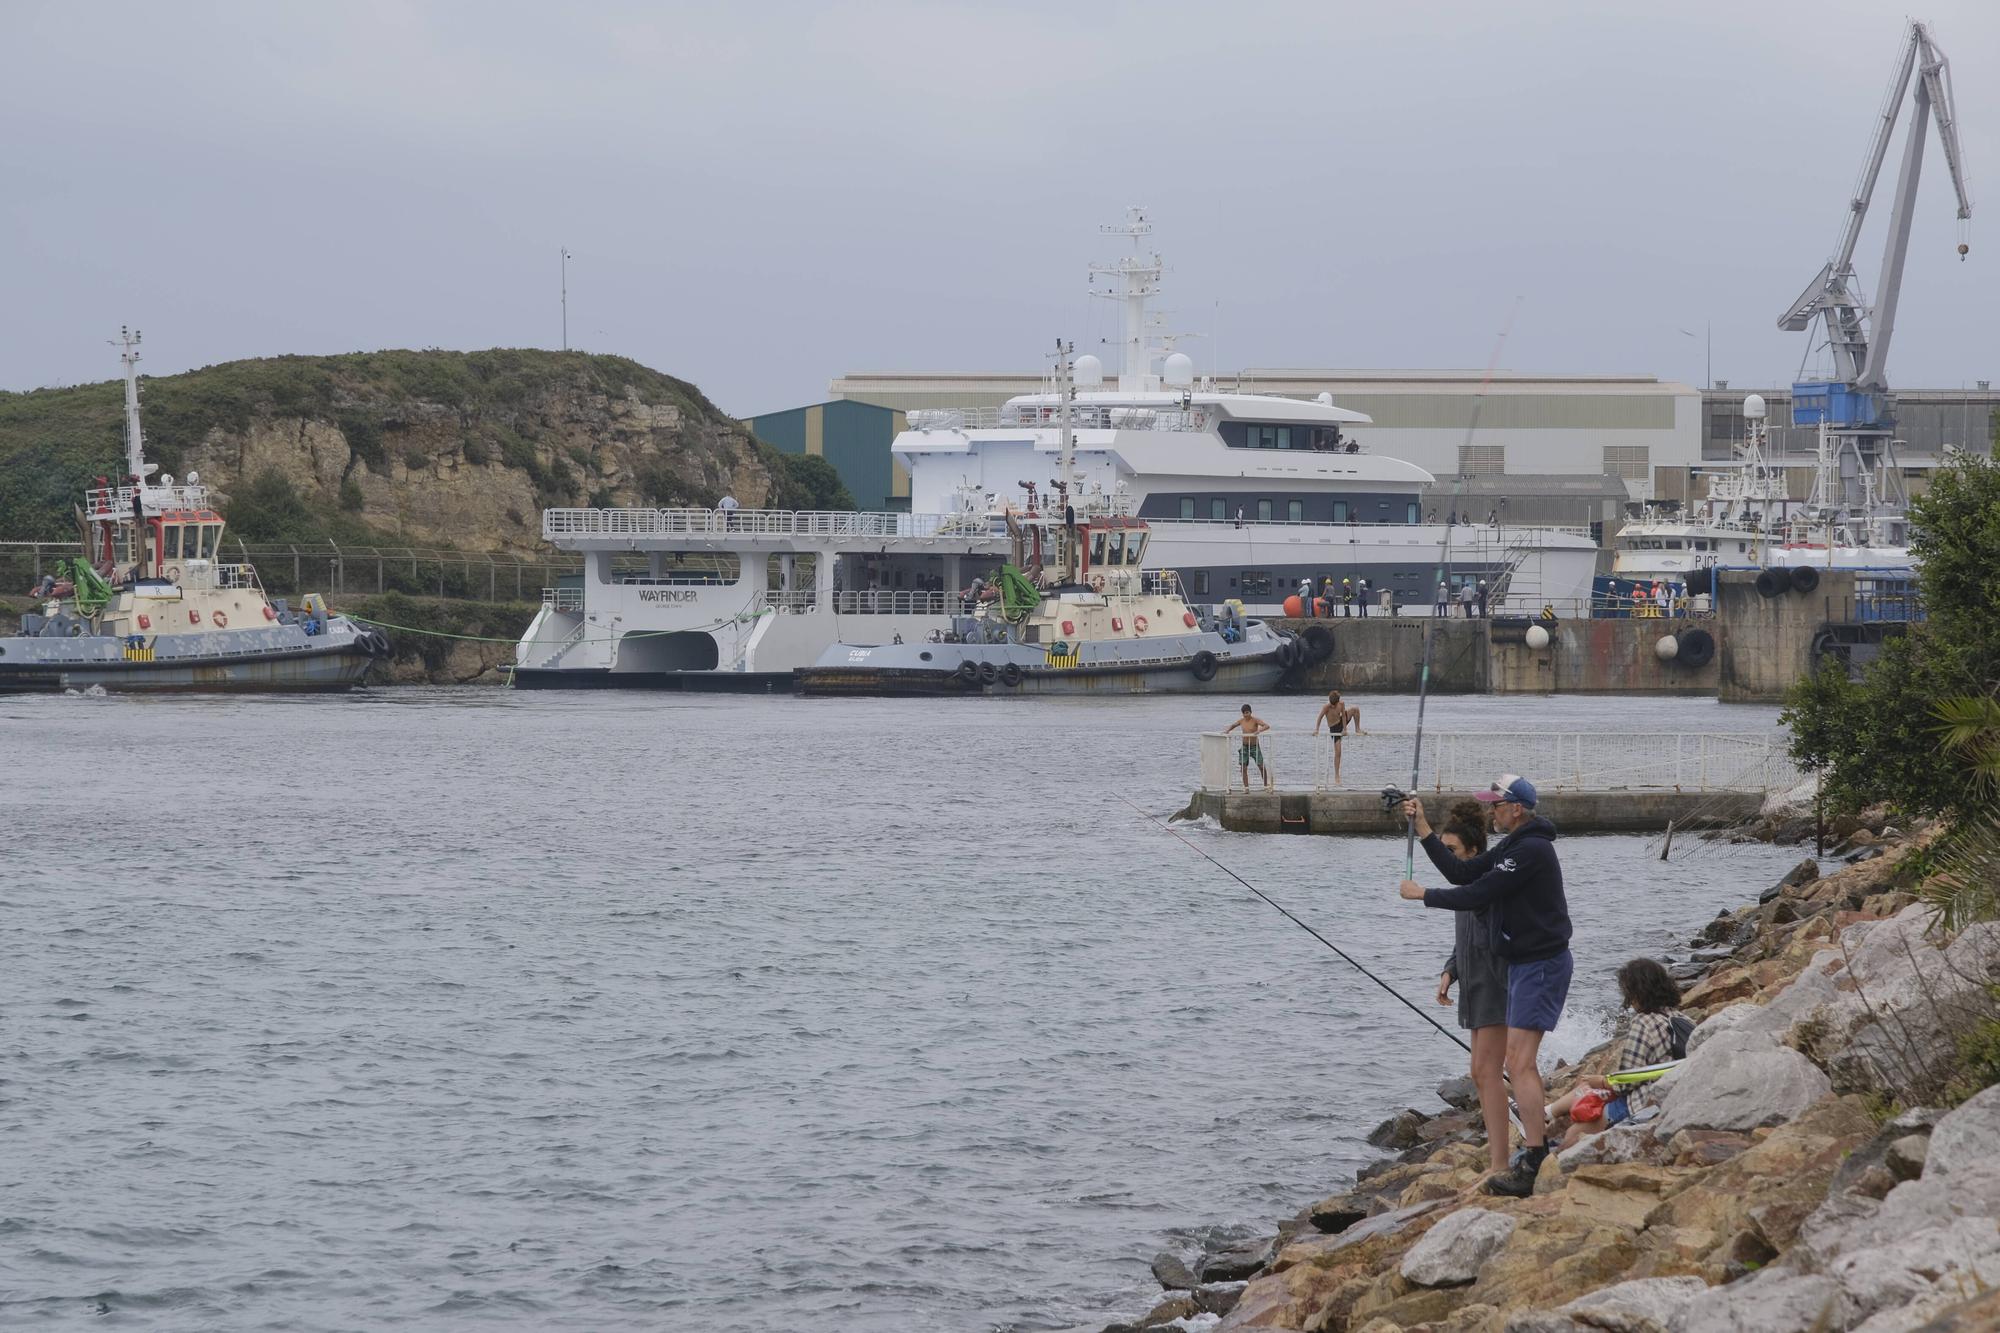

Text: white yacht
xmin=892 ymin=209 xmax=1600 ymax=615
xmin=1611 ymin=393 xmax=1913 ymax=586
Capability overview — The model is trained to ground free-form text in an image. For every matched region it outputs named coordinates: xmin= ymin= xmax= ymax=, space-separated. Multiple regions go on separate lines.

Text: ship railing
xmin=84 ymin=482 xmax=213 ymax=519
xmin=542 ymin=587 xmax=585 ymax=612
xmin=1157 ymin=516 xmax=1596 ymax=539
xmin=908 ymin=404 xmax=1213 ymax=433
xmin=214 ymin=563 xmax=264 ymax=592
xmin=541 ymin=507 xmax=994 ymax=542
xmin=1197 ymin=730 xmax=1802 ymax=795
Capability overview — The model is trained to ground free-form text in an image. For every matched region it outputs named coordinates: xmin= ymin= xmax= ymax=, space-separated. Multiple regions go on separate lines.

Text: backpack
xmin=1668 ymin=1013 xmax=1696 ymax=1060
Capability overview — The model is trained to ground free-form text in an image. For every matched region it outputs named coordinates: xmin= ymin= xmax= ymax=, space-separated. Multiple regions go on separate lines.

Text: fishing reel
xmin=1380 ymin=785 xmax=1409 ymax=814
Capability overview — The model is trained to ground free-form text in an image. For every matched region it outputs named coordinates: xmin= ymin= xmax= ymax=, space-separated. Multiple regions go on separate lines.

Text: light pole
xmin=1677 ymin=324 xmax=1711 ymax=390
xmin=561 ymin=248 xmax=571 ymax=352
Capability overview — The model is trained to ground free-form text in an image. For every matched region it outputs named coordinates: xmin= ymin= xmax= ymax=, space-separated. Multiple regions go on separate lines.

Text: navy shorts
xmin=1505 ymin=949 xmax=1573 ymax=1032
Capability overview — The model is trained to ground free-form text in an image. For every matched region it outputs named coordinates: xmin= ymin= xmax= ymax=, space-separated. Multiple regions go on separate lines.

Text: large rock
xmin=1400 ymin=1207 xmax=1517 ymax=1287
xmin=1463 ymin=1217 xmax=1643 ymax=1312
xmin=1674 ymin=1271 xmax=1848 ymax=1332
xmin=1651 ymin=1030 xmax=1831 ymax=1137
xmin=1438 ymin=1073 xmax=1482 ymax=1110
xmin=1199 ymin=1234 xmax=1278 ymax=1284
xmin=1367 ymin=1108 xmax=1429 ymax=1150
xmin=1150 ymin=1251 xmax=1199 ymax=1291
xmin=1557 ymin=1164 xmax=1704 ymax=1231
xmin=1500 ymin=1274 xmax=1709 ymax=1332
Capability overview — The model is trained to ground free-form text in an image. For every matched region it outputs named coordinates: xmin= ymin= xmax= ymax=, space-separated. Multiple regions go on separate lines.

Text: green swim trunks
xmin=1239 ymin=741 xmax=1264 ymax=765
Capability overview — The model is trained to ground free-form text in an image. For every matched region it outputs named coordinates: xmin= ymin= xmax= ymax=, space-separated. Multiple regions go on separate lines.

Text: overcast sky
xmin=3 ymin=1 xmax=1996 ymax=415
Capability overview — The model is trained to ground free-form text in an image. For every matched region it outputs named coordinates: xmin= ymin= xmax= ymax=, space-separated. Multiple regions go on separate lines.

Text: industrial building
xmin=739 ymin=398 xmax=911 ymax=511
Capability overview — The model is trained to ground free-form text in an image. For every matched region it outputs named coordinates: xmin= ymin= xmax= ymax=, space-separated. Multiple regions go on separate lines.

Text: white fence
xmin=1197 ymin=731 xmax=1802 ymax=795
xmin=542 ymin=507 xmax=993 ymax=541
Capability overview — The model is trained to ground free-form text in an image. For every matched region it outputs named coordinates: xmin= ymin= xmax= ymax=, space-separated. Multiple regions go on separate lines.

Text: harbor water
xmin=2 ymin=690 xmax=1813 ymax=1331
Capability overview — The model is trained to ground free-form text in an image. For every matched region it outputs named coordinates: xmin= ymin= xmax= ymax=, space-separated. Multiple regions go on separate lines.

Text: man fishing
xmin=1397 ymin=773 xmax=1572 ymax=1196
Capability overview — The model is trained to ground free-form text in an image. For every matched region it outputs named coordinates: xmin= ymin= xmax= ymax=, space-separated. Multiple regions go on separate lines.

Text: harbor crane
xmin=1779 ymin=19 xmax=1972 ymax=438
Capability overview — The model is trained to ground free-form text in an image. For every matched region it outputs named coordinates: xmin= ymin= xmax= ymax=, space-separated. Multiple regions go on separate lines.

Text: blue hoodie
xmin=1420 ymin=815 xmax=1572 ymax=963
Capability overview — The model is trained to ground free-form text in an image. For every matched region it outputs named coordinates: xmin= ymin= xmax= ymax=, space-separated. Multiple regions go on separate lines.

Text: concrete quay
xmin=1178 ymin=788 xmax=1763 ymax=835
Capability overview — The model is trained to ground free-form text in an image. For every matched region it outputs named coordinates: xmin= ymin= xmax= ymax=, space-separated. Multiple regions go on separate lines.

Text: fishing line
xmin=1121 ymin=797 xmax=1469 ymax=1052
xmin=1405 ymin=299 xmax=1524 ymax=874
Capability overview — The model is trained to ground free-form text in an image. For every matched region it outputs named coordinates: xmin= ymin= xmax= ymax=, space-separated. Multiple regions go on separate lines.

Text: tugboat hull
xmin=0 ymin=624 xmax=382 ymax=694
xmin=798 ymin=632 xmax=1293 ymax=698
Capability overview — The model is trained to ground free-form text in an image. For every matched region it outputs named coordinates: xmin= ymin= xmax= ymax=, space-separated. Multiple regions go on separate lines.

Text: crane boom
xmin=1777 ymin=20 xmax=1974 ymax=420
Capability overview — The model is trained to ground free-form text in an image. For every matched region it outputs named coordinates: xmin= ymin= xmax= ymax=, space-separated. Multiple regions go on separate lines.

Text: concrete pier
xmin=1179 ymin=788 xmax=1763 ymax=835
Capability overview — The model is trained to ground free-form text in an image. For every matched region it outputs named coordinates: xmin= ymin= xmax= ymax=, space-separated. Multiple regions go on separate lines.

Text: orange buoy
xmin=1183 ymin=611 xmax=1197 ymax=627
xmin=1134 ymin=615 xmax=1149 ymax=633
xmin=1282 ymin=594 xmax=1303 ymax=617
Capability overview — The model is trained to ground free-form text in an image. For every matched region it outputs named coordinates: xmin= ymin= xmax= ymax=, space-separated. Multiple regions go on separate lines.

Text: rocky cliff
xmin=0 ymin=349 xmax=798 ymax=552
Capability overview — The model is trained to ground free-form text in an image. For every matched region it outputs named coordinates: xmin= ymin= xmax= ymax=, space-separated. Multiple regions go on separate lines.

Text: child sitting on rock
xmin=1547 ymin=957 xmax=1688 ymax=1148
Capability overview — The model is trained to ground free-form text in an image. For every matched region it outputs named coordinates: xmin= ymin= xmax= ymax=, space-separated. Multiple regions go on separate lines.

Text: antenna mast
xmin=1089 ymin=207 xmax=1163 ymax=392
xmin=118 ymin=327 xmax=150 ymax=480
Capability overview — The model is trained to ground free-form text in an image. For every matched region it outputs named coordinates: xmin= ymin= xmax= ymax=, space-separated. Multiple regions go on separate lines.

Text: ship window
xmin=1276 ymin=427 xmax=1292 ymax=450
xmin=1407 ymin=503 xmax=1421 ymax=524
xmin=1241 ymin=570 xmax=1272 ymax=597
xmin=1126 ymin=532 xmax=1146 ymax=565
xmin=1287 ymin=500 xmax=1304 ymax=522
xmin=1193 ymin=571 xmax=1209 ymax=595
xmin=1333 ymin=501 xmax=1349 ymax=523
xmin=163 ymin=525 xmax=181 ymax=558
xmin=1090 ymin=531 xmax=1107 ymax=567
xmin=1210 ymin=499 xmax=1226 ymax=522
xmin=1256 ymin=500 xmax=1273 ymax=522
xmin=1665 ymin=540 xmax=1683 ymax=550
xmin=201 ymin=525 xmax=220 ymax=558
xmin=1106 ymin=531 xmax=1125 ymax=565
xmin=1179 ymin=497 xmax=1195 ymax=520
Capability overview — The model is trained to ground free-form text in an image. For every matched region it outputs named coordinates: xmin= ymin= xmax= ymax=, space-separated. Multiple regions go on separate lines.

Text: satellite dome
xmin=1073 ymin=354 xmax=1104 ymax=387
xmin=186 ymin=469 xmax=199 ymax=485
xmin=1743 ymin=393 xmax=1767 ymax=420
xmin=1163 ymin=352 xmax=1194 ymax=387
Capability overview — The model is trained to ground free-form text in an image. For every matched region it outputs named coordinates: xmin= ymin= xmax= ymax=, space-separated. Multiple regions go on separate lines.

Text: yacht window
xmin=1287 ymin=500 xmax=1304 ymax=522
xmin=1333 ymin=501 xmax=1349 ymax=523
xmin=1179 ymin=497 xmax=1195 ymax=520
xmin=1090 ymin=531 xmax=1107 ymax=567
xmin=1210 ymin=498 xmax=1226 ymax=522
xmin=1192 ymin=571 xmax=1209 ymax=595
xmin=1276 ymin=427 xmax=1292 ymax=450
xmin=1241 ymin=570 xmax=1272 ymax=596
xmin=1406 ymin=502 xmax=1421 ymax=524
xmin=1256 ymin=499 xmax=1273 ymax=522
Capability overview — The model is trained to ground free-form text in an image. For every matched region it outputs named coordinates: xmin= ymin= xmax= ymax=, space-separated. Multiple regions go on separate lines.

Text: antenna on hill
xmin=561 ymin=248 xmax=571 ymax=352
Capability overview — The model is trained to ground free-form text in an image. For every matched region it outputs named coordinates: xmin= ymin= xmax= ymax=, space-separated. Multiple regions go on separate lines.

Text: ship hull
xmin=0 ymin=643 xmax=375 ymax=694
xmin=798 ymin=657 xmax=1286 ymax=697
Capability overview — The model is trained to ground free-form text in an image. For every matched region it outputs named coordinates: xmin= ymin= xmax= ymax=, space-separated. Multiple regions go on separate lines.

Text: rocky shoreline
xmin=1085 ymin=813 xmax=2000 ymax=1333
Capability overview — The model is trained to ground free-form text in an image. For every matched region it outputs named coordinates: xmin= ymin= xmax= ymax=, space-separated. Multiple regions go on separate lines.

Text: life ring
xmin=955 ymin=660 xmax=980 ymax=685
xmin=1190 ymin=649 xmax=1219 ymax=682
xmin=211 ymin=611 xmax=228 ymax=628
xmin=1789 ymin=565 xmax=1820 ymax=594
xmin=1182 ymin=612 xmax=1197 ymax=628
xmin=1755 ymin=568 xmax=1788 ymax=598
xmin=1134 ymin=615 xmax=1149 ymax=633
xmin=1676 ymin=627 xmax=1715 ymax=668
xmin=1089 ymin=575 xmax=1106 ymax=593
xmin=1000 ymin=663 xmax=1024 ymax=687
xmin=978 ymin=660 xmax=998 ymax=685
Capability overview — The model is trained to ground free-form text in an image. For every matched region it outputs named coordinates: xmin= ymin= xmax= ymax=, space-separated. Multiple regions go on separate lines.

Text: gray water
xmin=1 ymin=689 xmax=1807 ymax=1331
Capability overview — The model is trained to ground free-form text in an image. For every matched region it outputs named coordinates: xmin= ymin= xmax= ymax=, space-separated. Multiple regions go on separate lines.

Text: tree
xmin=762 ymin=447 xmax=856 ymax=511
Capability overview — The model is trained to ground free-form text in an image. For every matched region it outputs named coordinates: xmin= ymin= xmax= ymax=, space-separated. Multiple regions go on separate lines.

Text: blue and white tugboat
xmin=797 ymin=345 xmax=1309 ymax=697
xmin=0 ymin=330 xmax=388 ymax=694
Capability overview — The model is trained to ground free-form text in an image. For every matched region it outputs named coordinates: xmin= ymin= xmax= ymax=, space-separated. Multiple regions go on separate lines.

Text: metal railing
xmin=1197 ymin=730 xmax=1801 ymax=795
xmin=1151 ymin=517 xmax=1597 ymax=539
xmin=908 ymin=404 xmax=1213 ymax=432
xmin=83 ymin=482 xmax=211 ymax=519
xmin=541 ymin=507 xmax=994 ymax=542
xmin=542 ymin=587 xmax=585 ymax=612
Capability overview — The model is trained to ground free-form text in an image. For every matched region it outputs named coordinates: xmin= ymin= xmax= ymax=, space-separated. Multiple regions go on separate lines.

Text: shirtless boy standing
xmin=1311 ymin=690 xmax=1363 ymax=785
xmin=1226 ymin=704 xmax=1273 ymax=791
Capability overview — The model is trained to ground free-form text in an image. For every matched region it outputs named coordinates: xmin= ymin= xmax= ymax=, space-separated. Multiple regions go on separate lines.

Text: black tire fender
xmin=1190 ymin=649 xmax=1219 ymax=682
xmin=955 ymin=659 xmax=980 ymax=685
xmin=1676 ymin=627 xmax=1715 ymax=668
xmin=1755 ymin=568 xmax=1788 ymax=598
xmin=1274 ymin=639 xmax=1297 ymax=669
xmin=978 ymin=660 xmax=998 ymax=685
xmin=999 ymin=662 xmax=1024 ymax=687
xmin=1790 ymin=565 xmax=1820 ymax=593
xmin=1300 ymin=625 xmax=1335 ymax=663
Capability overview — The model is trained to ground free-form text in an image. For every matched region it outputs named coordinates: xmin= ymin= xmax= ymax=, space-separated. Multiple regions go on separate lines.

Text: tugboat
xmin=797 ymin=344 xmax=1310 ymax=697
xmin=0 ymin=330 xmax=389 ymax=693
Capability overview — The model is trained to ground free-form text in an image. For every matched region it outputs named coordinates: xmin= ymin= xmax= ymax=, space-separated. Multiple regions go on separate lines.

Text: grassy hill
xmin=0 ymin=348 xmax=850 ymax=549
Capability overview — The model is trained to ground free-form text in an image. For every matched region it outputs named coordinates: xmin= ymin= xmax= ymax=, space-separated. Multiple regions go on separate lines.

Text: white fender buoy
xmin=1655 ymin=634 xmax=1679 ymax=661
xmin=1525 ymin=624 xmax=1551 ymax=650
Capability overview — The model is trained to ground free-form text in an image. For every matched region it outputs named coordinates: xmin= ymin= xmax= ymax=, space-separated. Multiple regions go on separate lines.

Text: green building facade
xmin=741 ymin=399 xmax=909 ymax=511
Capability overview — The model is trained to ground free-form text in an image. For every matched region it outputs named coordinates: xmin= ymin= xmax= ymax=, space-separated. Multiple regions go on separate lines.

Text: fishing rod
xmin=1403 ymin=300 xmax=1524 ymax=875
xmin=1122 ymin=797 xmax=1469 ymax=1052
